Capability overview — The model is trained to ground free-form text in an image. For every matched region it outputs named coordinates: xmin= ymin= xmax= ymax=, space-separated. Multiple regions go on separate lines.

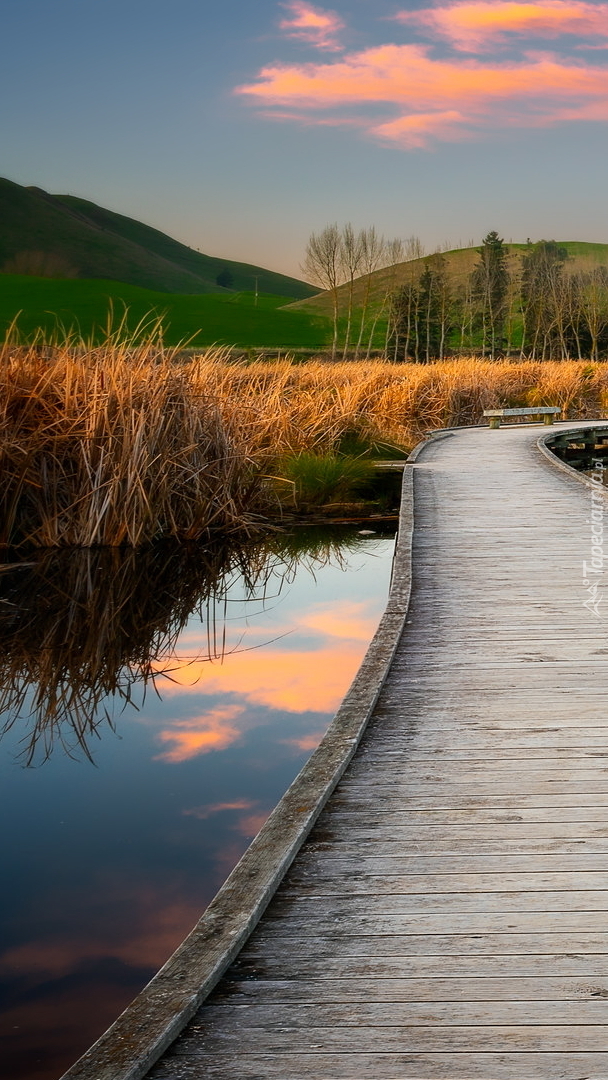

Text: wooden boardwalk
xmin=147 ymin=423 xmax=608 ymax=1080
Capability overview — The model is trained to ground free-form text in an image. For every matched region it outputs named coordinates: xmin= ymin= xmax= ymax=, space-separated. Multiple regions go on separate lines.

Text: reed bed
xmin=192 ymin=355 xmax=608 ymax=459
xmin=0 ymin=336 xmax=262 ymax=547
xmin=2 ymin=333 xmax=608 ymax=547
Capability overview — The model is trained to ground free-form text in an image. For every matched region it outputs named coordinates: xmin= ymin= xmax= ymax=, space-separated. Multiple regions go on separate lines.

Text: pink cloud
xmin=279 ymin=1 xmax=346 ymax=51
xmin=153 ymin=642 xmax=364 ymax=713
xmin=236 ymin=40 xmax=608 ymax=147
xmin=183 ymin=799 xmax=255 ymax=819
xmin=182 ymin=799 xmax=270 ymax=840
xmin=153 ymin=704 xmax=245 ymax=763
xmin=300 ymin=600 xmax=381 ymax=641
xmin=395 ymin=1 xmax=608 ymax=52
xmin=280 ymin=730 xmax=326 ymax=751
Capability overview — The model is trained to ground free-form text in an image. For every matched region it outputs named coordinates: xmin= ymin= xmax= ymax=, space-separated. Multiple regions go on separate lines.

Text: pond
xmin=0 ymin=525 xmax=397 ymax=1080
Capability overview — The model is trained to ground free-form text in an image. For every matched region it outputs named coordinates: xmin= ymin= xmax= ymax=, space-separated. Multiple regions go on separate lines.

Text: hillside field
xmin=0 ymin=177 xmax=317 ymax=299
xmin=0 ymin=276 xmax=331 ymax=348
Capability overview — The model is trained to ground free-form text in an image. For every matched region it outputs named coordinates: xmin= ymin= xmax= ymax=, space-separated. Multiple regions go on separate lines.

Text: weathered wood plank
xmin=220 ymin=974 xmax=608 ymax=1001
xmin=352 ymin=748 xmax=608 ymax=760
xmin=321 ymin=807 xmax=608 ymax=825
xmin=171 ymin=1025 xmax=608 ymax=1053
xmin=307 ymin=838 xmax=608 ymax=856
xmin=148 ymin=1051 xmax=608 ymax=1080
xmin=332 ymin=791 xmax=608 ymax=808
xmin=311 ymin=822 xmax=608 ymax=841
xmin=280 ymin=871 xmax=608 ymax=895
xmin=250 ymin=908 xmax=608 ymax=936
xmin=291 ymin=853 xmax=608 ymax=874
xmin=322 ymin=781 xmax=608 ymax=795
xmin=191 ymin=1001 xmax=608 ymax=1028
xmin=243 ymin=929 xmax=608 ymax=956
xmin=263 ymin=888 xmax=608 ymax=914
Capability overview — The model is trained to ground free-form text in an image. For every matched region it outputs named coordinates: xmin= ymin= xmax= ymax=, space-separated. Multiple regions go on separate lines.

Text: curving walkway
xmin=70 ymin=423 xmax=608 ymax=1080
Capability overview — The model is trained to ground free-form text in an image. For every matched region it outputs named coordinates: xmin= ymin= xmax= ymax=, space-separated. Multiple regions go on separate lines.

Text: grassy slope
xmin=0 ymin=276 xmax=331 ymax=347
xmin=54 ymin=194 xmax=316 ymax=298
xmin=0 ymin=178 xmax=316 ymax=299
xmin=290 ymin=241 xmax=608 ymax=316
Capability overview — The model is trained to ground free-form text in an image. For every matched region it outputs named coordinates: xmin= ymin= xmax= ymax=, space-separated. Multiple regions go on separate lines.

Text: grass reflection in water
xmin=0 ymin=527 xmax=382 ymax=765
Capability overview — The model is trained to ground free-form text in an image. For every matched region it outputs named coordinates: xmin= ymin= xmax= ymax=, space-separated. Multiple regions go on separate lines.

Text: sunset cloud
xmin=280 ymin=730 xmax=326 ymax=751
xmin=395 ymin=1 xmax=608 ymax=52
xmin=300 ymin=600 xmax=381 ymax=641
xmin=153 ymin=704 xmax=245 ymax=763
xmin=237 ymin=36 xmax=608 ymax=147
xmin=183 ymin=799 xmax=269 ymax=837
xmin=154 ymin=643 xmax=363 ymax=713
xmin=182 ymin=799 xmax=255 ymax=819
xmin=151 ymin=598 xmax=380 ymax=715
xmin=235 ymin=2 xmax=608 ymax=147
xmin=279 ymin=1 xmax=346 ymax=50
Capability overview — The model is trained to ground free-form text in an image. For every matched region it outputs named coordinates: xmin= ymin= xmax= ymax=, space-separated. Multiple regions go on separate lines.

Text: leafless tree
xmin=403 ymin=236 xmax=426 ymax=262
xmin=339 ymin=224 xmax=365 ymax=359
xmin=353 ymin=227 xmax=387 ymax=359
xmin=301 ymin=224 xmax=344 ymax=359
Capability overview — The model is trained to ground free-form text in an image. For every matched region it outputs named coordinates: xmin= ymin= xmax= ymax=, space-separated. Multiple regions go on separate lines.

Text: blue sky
xmin=3 ymin=0 xmax=608 ymax=278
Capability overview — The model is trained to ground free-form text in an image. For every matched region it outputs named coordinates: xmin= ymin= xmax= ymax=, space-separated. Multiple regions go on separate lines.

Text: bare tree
xmin=339 ymin=224 xmax=365 ymax=359
xmin=403 ymin=236 xmax=426 ymax=262
xmin=354 ymin=227 xmax=387 ymax=359
xmin=301 ymin=224 xmax=344 ymax=359
xmin=578 ymin=268 xmax=608 ymax=361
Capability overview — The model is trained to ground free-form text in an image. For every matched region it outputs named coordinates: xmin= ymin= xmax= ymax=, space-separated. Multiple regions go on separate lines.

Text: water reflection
xmin=0 ymin=525 xmax=396 ymax=1080
xmin=0 ymin=528 xmax=386 ymax=765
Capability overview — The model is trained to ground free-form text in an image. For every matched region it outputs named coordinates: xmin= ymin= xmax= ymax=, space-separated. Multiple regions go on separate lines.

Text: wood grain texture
xmin=146 ymin=422 xmax=608 ymax=1079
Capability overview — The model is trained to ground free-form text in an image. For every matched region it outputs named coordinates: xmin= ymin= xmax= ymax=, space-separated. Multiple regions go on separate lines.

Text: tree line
xmin=302 ymin=224 xmax=426 ymax=360
xmin=304 ymin=226 xmax=608 ymax=361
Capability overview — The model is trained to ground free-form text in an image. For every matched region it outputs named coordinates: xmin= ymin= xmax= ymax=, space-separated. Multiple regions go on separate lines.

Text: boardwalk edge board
xmin=537 ymin=422 xmax=608 ymax=490
xmin=57 ymin=433 xmax=432 ymax=1080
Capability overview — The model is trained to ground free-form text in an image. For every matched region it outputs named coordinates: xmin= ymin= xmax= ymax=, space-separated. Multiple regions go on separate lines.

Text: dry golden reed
xmin=0 ymin=334 xmax=262 ymax=547
xmin=192 ymin=355 xmax=608 ymax=458
xmin=1 ymin=330 xmax=607 ymax=548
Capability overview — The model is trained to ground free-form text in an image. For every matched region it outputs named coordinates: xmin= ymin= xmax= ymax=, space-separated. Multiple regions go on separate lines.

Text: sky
xmin=3 ymin=0 xmax=608 ymax=279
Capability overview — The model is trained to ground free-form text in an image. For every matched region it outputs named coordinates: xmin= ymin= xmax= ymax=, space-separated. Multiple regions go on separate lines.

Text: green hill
xmin=0 ymin=276 xmax=331 ymax=347
xmin=289 ymin=241 xmax=608 ymax=315
xmin=0 ymin=178 xmax=315 ymax=299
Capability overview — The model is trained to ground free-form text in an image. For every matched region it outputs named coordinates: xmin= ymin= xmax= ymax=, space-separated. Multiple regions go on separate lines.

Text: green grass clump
xmin=275 ymin=453 xmax=377 ymax=508
xmin=336 ymin=428 xmax=409 ymax=459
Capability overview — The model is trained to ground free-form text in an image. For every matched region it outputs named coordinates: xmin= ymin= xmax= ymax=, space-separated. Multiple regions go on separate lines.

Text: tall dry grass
xmin=2 ymin=332 xmax=608 ymax=547
xmin=192 ymin=355 xmax=608 ymax=459
xmin=0 ymin=334 xmax=262 ymax=547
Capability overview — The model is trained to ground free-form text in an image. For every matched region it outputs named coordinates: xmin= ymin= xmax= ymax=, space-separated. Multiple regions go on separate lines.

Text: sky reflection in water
xmin=0 ymin=526 xmax=395 ymax=1080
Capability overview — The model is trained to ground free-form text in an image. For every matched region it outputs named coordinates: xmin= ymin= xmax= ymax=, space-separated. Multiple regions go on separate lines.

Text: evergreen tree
xmin=215 ymin=269 xmax=234 ymax=289
xmin=470 ymin=231 xmax=510 ymax=358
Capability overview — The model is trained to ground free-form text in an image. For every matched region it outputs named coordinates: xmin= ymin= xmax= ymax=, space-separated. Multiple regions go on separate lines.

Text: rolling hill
xmin=287 ymin=241 xmax=608 ymax=316
xmin=0 ymin=178 xmax=316 ymax=299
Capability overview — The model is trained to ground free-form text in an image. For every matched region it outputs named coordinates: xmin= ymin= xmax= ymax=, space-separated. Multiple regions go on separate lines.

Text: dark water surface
xmin=0 ymin=527 xmax=396 ymax=1080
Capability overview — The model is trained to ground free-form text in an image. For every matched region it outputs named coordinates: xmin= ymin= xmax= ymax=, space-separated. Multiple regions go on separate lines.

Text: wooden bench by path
xmin=483 ymin=406 xmax=562 ymax=428
xmin=63 ymin=421 xmax=608 ymax=1080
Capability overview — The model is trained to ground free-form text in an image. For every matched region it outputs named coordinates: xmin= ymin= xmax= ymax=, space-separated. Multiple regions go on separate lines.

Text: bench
xmin=483 ymin=407 xmax=562 ymax=429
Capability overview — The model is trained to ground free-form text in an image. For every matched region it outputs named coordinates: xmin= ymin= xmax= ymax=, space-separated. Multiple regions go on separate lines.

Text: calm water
xmin=0 ymin=527 xmax=396 ymax=1080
